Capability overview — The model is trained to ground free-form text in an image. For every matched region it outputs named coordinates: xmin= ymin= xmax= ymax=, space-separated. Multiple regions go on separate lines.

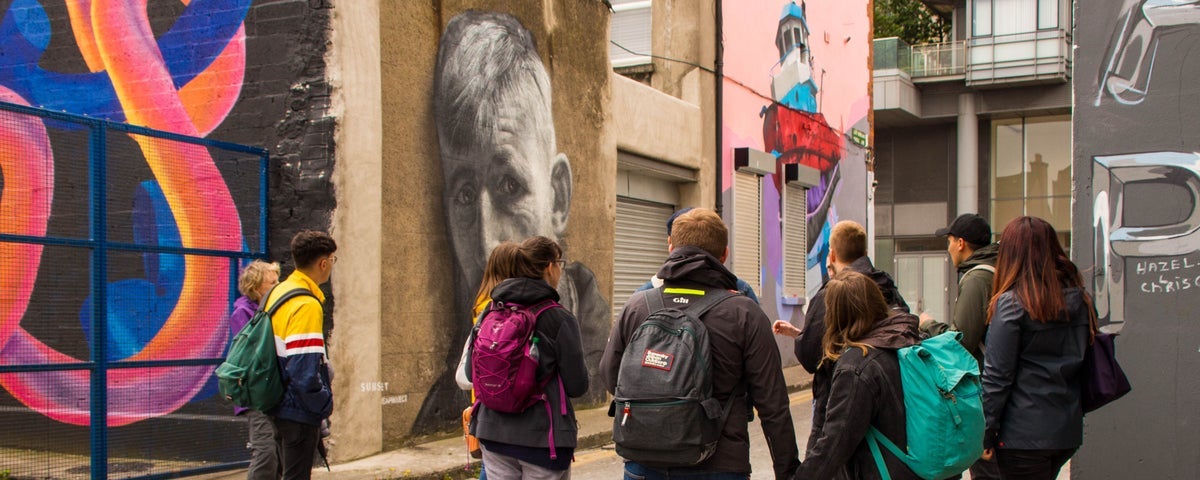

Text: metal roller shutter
xmin=732 ymin=171 xmax=762 ymax=295
xmin=783 ymin=184 xmax=808 ymax=297
xmin=614 ymin=197 xmax=673 ymax=322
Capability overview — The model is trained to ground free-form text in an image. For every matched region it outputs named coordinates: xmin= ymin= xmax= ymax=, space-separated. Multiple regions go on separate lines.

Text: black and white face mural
xmin=413 ymin=10 xmax=609 ymax=432
xmin=1075 ymin=0 xmax=1200 ymax=476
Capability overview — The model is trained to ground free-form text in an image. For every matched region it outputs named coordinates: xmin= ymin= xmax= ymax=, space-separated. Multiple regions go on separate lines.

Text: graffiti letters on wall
xmin=1075 ymin=0 xmax=1200 ymax=477
xmin=720 ymin=0 xmax=870 ymax=334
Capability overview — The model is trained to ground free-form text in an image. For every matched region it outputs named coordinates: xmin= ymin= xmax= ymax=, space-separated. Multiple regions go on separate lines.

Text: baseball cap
xmin=935 ymin=213 xmax=992 ymax=247
xmin=666 ymin=207 xmax=696 ymax=236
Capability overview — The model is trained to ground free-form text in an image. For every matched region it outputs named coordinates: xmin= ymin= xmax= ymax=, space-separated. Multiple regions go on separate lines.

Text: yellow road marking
xmin=790 ymin=389 xmax=814 ymax=406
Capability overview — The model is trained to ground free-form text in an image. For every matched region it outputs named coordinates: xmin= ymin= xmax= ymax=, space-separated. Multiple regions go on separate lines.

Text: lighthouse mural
xmin=719 ymin=0 xmax=870 ymax=355
xmin=763 ymin=1 xmax=849 ymax=284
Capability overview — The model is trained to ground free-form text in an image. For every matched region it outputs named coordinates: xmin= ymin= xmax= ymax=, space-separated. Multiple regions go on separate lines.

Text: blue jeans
xmin=623 ymin=462 xmax=749 ymax=480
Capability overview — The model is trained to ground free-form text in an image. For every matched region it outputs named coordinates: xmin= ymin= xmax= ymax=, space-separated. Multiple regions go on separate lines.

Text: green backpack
xmin=216 ymin=288 xmax=315 ymax=411
xmin=866 ymin=332 xmax=985 ymax=480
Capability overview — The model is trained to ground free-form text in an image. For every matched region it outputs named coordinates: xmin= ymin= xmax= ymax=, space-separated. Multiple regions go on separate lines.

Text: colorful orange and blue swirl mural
xmin=0 ymin=0 xmax=253 ymax=427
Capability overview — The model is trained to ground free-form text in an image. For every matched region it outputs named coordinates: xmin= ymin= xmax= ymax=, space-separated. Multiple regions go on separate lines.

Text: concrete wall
xmin=1073 ymin=0 xmax=1200 ymax=477
xmin=376 ymin=0 xmax=614 ymax=447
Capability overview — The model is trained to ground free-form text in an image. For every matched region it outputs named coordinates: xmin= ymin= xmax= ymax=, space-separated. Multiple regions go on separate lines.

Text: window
xmin=609 ymin=0 xmax=653 ymax=67
xmin=989 ymin=116 xmax=1072 ymax=247
xmin=972 ymin=0 xmax=1059 ymax=36
xmin=732 ymin=171 xmax=762 ymax=295
xmin=782 ymin=184 xmax=807 ymax=298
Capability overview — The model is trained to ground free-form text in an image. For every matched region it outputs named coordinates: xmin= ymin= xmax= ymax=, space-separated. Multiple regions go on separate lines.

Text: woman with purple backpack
xmin=467 ymin=236 xmax=589 ymax=480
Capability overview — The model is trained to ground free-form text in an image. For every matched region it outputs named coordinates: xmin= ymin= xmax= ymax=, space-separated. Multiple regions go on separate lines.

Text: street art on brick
xmin=0 ymin=1 xmax=333 ymax=477
xmin=720 ymin=0 xmax=870 ymax=358
xmin=1073 ymin=0 xmax=1200 ymax=477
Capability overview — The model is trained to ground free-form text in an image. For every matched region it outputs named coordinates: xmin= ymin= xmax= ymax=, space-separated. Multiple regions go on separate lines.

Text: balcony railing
xmin=911 ymin=40 xmax=965 ymax=77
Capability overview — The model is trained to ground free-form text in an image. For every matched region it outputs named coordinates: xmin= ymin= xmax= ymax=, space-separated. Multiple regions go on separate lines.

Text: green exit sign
xmin=851 ymin=129 xmax=868 ymax=147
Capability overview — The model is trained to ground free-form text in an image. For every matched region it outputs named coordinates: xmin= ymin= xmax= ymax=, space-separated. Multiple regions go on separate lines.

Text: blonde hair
xmin=238 ymin=260 xmax=280 ymax=302
xmin=822 ymin=271 xmax=890 ymax=365
xmin=830 ymin=220 xmax=867 ymax=263
xmin=669 ymin=208 xmax=728 ymax=259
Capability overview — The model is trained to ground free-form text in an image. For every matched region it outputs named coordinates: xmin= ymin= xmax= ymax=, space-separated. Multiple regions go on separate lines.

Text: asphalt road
xmin=569 ymin=389 xmax=815 ymax=479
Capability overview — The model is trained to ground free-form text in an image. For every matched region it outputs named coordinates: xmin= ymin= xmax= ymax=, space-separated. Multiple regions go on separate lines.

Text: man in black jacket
xmin=772 ymin=220 xmax=908 ymax=452
xmin=601 ymin=208 xmax=799 ymax=480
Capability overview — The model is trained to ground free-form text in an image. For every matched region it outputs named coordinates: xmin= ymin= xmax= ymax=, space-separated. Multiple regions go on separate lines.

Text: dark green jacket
xmin=920 ymin=243 xmax=998 ymax=362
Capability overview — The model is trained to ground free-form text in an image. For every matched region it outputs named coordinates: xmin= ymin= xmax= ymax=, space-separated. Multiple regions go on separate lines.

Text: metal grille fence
xmin=0 ymin=101 xmax=268 ymax=479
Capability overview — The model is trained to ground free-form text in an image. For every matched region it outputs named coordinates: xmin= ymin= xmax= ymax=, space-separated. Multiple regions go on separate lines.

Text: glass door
xmin=894 ymin=253 xmax=951 ymax=322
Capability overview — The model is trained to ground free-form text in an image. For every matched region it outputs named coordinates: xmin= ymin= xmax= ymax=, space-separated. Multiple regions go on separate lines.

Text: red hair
xmin=988 ymin=216 xmax=1093 ymax=324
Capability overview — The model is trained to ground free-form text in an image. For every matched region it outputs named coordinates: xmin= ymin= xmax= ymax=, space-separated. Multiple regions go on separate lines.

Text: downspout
xmin=714 ymin=0 xmax=724 ymax=215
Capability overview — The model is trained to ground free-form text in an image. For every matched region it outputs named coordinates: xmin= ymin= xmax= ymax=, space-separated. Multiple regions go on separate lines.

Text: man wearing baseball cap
xmin=921 ymin=213 xmax=1000 ymax=480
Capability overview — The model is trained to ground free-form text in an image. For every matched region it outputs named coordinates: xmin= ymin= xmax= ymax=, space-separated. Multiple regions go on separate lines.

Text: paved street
xmin=569 ymin=389 xmax=815 ymax=479
xmin=561 ymin=388 xmax=1068 ymax=480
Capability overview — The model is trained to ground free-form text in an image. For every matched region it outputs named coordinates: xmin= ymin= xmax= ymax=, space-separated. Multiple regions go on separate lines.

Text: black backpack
xmin=611 ymin=287 xmax=737 ymax=467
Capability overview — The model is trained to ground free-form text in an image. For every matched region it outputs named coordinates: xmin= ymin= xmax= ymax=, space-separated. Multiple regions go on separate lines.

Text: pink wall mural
xmin=720 ymin=0 xmax=871 ymax=344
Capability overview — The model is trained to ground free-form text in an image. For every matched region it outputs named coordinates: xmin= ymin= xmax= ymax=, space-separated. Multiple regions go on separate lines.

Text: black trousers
xmin=272 ymin=417 xmax=320 ymax=480
xmin=996 ymin=448 xmax=1076 ymax=480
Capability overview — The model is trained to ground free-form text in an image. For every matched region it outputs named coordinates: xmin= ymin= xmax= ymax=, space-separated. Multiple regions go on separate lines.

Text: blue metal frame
xmin=0 ymin=101 xmax=270 ymax=479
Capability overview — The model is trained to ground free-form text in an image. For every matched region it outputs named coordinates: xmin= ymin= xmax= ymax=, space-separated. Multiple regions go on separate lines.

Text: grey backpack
xmin=611 ymin=287 xmax=737 ymax=467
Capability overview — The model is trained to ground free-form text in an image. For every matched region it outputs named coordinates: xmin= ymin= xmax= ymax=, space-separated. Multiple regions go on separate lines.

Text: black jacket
xmin=470 ymin=277 xmax=589 ymax=455
xmin=600 ymin=247 xmax=800 ymax=479
xmin=794 ymin=257 xmax=909 ymax=456
xmin=796 ymin=256 xmax=910 ymax=374
xmin=795 ymin=312 xmax=922 ymax=480
xmin=982 ymin=288 xmax=1090 ymax=450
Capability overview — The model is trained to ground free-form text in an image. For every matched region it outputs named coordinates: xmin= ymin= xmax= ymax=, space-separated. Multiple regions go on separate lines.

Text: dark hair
xmin=823 ymin=271 xmax=890 ymax=364
xmin=291 ymin=230 xmax=337 ymax=269
xmin=666 ymin=207 xmax=695 ymax=237
xmin=512 ymin=236 xmax=562 ymax=280
xmin=475 ymin=242 xmax=522 ymax=305
xmin=988 ymin=216 xmax=1092 ymax=324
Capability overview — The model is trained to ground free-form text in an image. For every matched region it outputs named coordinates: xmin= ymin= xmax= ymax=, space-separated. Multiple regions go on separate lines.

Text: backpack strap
xmin=264 ymin=287 xmax=319 ymax=317
xmin=958 ymin=264 xmax=995 ymax=287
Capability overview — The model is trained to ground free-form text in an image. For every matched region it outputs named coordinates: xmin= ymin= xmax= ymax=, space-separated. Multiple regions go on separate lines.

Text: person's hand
xmin=773 ymin=320 xmax=801 ymax=338
xmin=981 ymin=448 xmax=994 ymax=461
xmin=918 ymin=311 xmax=935 ymax=328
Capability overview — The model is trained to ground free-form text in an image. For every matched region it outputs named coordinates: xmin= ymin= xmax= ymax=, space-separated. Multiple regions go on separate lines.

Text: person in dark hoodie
xmin=981 ymin=217 xmax=1091 ymax=479
xmin=792 ymin=270 xmax=921 ymax=480
xmin=773 ymin=220 xmax=908 ymax=452
xmin=601 ymin=208 xmax=799 ymax=480
xmin=469 ymin=235 xmax=589 ymax=480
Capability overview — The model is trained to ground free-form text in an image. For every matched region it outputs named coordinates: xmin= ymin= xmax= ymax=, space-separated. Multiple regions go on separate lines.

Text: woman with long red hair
xmin=981 ymin=216 xmax=1093 ymax=479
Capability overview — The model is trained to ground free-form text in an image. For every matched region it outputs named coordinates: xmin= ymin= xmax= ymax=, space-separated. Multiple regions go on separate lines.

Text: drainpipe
xmin=714 ymin=0 xmax=725 ymax=215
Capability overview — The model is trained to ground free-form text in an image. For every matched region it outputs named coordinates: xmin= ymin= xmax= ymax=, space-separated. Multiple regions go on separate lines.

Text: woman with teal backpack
xmin=793 ymin=271 xmax=922 ymax=479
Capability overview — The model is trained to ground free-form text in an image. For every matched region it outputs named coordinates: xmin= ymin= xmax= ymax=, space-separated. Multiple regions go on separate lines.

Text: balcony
xmin=967 ymin=29 xmax=1070 ymax=86
xmin=874 ymin=37 xmax=965 ymax=81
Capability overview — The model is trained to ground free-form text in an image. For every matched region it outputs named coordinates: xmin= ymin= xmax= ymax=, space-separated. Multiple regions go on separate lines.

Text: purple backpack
xmin=470 ymin=299 xmax=560 ymax=413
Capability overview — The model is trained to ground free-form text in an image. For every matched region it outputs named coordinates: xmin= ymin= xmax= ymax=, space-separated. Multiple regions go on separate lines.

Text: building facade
xmin=873 ymin=0 xmax=1072 ymax=321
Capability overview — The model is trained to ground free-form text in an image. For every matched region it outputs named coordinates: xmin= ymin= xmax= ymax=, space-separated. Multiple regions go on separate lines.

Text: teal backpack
xmin=866 ymin=332 xmax=985 ymax=480
xmin=216 ymin=287 xmax=315 ymax=411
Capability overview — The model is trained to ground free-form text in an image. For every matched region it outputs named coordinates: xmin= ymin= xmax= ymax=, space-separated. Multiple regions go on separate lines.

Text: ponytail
xmin=513 ymin=236 xmax=562 ymax=280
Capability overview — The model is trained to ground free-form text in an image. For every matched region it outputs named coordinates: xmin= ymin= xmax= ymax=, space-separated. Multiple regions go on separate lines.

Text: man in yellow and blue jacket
xmin=265 ymin=230 xmax=337 ymax=480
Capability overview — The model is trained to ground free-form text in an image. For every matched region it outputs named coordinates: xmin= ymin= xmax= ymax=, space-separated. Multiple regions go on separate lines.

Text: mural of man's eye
xmin=455 ymin=183 xmax=478 ymax=206
xmin=497 ymin=174 xmax=526 ymax=199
